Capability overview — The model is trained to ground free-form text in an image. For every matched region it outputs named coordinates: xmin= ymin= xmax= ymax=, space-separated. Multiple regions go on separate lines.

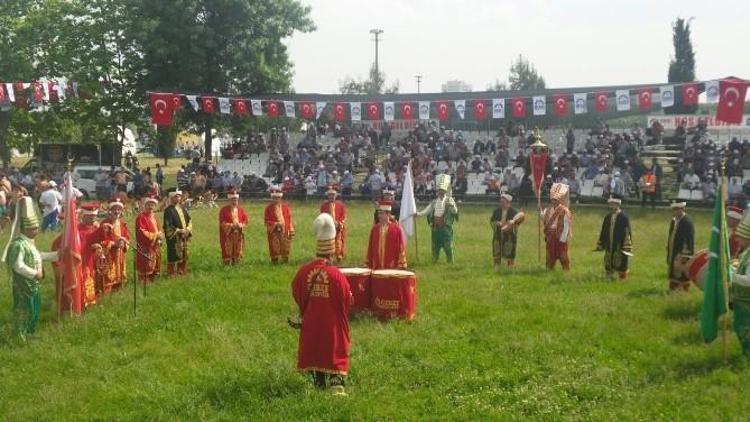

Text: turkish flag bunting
xmin=231 ymin=99 xmax=248 ymax=116
xmin=13 ymin=82 xmax=27 ymax=109
xmin=0 ymin=84 xmax=6 ymax=104
xmin=48 ymin=81 xmax=59 ymax=103
xmin=171 ymin=94 xmax=182 ymax=110
xmin=638 ymin=89 xmax=652 ymax=110
xmin=32 ymin=82 xmax=43 ymax=104
xmin=334 ymin=103 xmax=347 ymax=122
xmin=716 ymin=78 xmax=748 ymax=124
xmin=201 ymin=97 xmax=216 ymax=114
xmin=267 ymin=101 xmax=280 ymax=118
xmin=511 ymin=98 xmax=525 ymax=118
xmin=595 ymin=92 xmax=608 ymax=112
xmin=553 ymin=95 xmax=568 ymax=116
xmin=150 ymin=92 xmax=177 ymax=126
xmin=436 ymin=101 xmax=450 ymax=121
xmin=367 ymin=102 xmax=380 ymax=120
xmin=682 ymin=83 xmax=699 ymax=105
xmin=401 ymin=102 xmax=414 ymax=120
xmin=299 ymin=102 xmax=315 ymax=119
xmin=474 ymin=101 xmax=487 ymax=121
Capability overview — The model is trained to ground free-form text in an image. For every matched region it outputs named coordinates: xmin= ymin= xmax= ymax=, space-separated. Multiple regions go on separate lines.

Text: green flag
xmin=700 ymin=178 xmax=729 ymax=343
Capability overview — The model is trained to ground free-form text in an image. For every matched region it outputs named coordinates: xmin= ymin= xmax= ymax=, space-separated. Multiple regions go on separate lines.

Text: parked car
xmin=72 ymin=165 xmax=134 ymax=199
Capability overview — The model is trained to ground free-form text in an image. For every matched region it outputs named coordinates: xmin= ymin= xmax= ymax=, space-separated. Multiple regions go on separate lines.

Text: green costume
xmin=6 ymin=235 xmax=45 ymax=338
xmin=418 ymin=195 xmax=458 ymax=263
xmin=732 ymin=249 xmax=750 ymax=355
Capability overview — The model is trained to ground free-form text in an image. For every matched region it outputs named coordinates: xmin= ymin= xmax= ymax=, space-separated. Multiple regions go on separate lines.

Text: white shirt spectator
xmin=39 ymin=187 xmax=63 ymax=216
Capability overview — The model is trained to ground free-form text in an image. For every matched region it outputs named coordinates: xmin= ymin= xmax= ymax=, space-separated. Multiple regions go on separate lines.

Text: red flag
xmin=595 ymin=92 xmax=608 ymax=112
xmin=149 ymin=92 xmax=177 ymax=126
xmin=401 ymin=102 xmax=414 ymax=120
xmin=59 ymin=173 xmax=83 ymax=315
xmin=716 ymin=78 xmax=748 ymax=124
xmin=48 ymin=81 xmax=60 ymax=103
xmin=638 ymin=89 xmax=652 ymax=110
xmin=367 ymin=102 xmax=380 ymax=120
xmin=474 ymin=101 xmax=487 ymax=121
xmin=682 ymin=83 xmax=699 ymax=105
xmin=267 ymin=101 xmax=280 ymax=118
xmin=334 ymin=103 xmax=347 ymax=122
xmin=553 ymin=95 xmax=568 ymax=116
xmin=232 ymin=98 xmax=248 ymax=116
xmin=171 ymin=94 xmax=182 ymax=110
xmin=201 ymin=97 xmax=216 ymax=114
xmin=299 ymin=102 xmax=315 ymax=119
xmin=511 ymin=98 xmax=526 ymax=118
xmin=32 ymin=81 xmax=43 ymax=105
xmin=436 ymin=101 xmax=450 ymax=121
xmin=13 ymin=82 xmax=27 ymax=109
xmin=0 ymin=83 xmax=7 ymax=104
xmin=530 ymin=152 xmax=548 ymax=195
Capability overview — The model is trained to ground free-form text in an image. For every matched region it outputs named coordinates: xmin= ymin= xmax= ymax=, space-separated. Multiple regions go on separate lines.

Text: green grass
xmin=0 ymin=201 xmax=748 ymax=420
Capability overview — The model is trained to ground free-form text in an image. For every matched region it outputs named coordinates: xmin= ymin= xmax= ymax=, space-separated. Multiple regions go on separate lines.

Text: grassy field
xmin=0 ymin=200 xmax=747 ymax=420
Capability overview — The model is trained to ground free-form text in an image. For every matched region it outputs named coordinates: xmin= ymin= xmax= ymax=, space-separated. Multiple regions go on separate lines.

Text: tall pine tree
xmin=666 ymin=17 xmax=697 ymax=114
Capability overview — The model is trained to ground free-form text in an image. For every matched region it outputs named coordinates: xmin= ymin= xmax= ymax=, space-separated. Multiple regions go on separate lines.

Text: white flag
xmin=350 ymin=102 xmax=362 ymax=121
xmin=705 ymin=80 xmax=720 ymax=103
xmin=5 ymin=83 xmax=15 ymax=102
xmin=418 ymin=101 xmax=430 ymax=120
xmin=384 ymin=101 xmax=395 ymax=121
xmin=251 ymin=99 xmax=263 ymax=116
xmin=315 ymin=102 xmax=326 ymax=119
xmin=218 ymin=97 xmax=231 ymax=114
xmin=532 ymin=96 xmax=546 ymax=116
xmin=186 ymin=95 xmax=200 ymax=111
xmin=55 ymin=78 xmax=66 ymax=101
xmin=660 ymin=85 xmax=675 ymax=108
xmin=399 ymin=162 xmax=418 ymax=242
xmin=284 ymin=101 xmax=295 ymax=117
xmin=573 ymin=93 xmax=587 ymax=114
xmin=454 ymin=100 xmax=466 ymax=119
xmin=42 ymin=80 xmax=50 ymax=101
xmin=615 ymin=90 xmax=631 ymax=111
xmin=492 ymin=99 xmax=505 ymax=119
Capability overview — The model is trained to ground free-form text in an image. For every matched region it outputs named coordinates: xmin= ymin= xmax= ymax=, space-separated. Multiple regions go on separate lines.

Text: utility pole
xmin=415 ymin=75 xmax=423 ymax=94
xmin=370 ymin=28 xmax=383 ymax=92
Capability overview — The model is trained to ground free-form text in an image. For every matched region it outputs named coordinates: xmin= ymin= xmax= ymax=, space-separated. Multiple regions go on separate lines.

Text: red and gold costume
xmin=542 ymin=183 xmax=572 ymax=271
xmin=320 ymin=193 xmax=346 ymax=261
xmin=135 ymin=198 xmax=162 ymax=282
xmin=366 ymin=201 xmax=407 ymax=270
xmin=264 ymin=189 xmax=294 ymax=263
xmin=91 ymin=200 xmax=130 ymax=294
xmin=77 ymin=205 xmax=100 ymax=306
xmin=219 ymin=201 xmax=248 ymax=265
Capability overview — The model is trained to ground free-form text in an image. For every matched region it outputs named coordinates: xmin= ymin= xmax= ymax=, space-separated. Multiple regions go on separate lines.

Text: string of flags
xmin=0 ymin=79 xmax=80 ymax=110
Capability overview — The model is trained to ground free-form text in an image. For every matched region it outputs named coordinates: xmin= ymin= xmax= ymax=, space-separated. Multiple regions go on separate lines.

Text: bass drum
xmin=686 ymin=249 xmax=709 ymax=290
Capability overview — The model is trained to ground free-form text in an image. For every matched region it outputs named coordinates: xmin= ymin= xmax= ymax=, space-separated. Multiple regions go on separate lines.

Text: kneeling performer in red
xmin=291 ymin=213 xmax=352 ymax=395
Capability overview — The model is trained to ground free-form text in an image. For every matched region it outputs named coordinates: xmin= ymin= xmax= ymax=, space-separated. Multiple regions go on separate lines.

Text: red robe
xmin=135 ymin=211 xmax=162 ymax=279
xmin=320 ymin=200 xmax=346 ymax=259
xmin=264 ymin=201 xmax=294 ymax=261
xmin=51 ymin=222 xmax=99 ymax=313
xmin=730 ymin=229 xmax=741 ymax=259
xmin=366 ymin=221 xmax=407 ymax=270
xmin=543 ymin=204 xmax=572 ymax=270
xmin=291 ymin=258 xmax=352 ymax=375
xmin=219 ymin=205 xmax=249 ymax=264
xmin=91 ymin=217 xmax=130 ymax=294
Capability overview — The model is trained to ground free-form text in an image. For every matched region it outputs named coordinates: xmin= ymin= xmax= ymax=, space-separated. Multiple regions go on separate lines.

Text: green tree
xmin=508 ymin=55 xmax=546 ymax=91
xmin=486 ymin=79 xmax=508 ymax=92
xmin=666 ymin=17 xmax=697 ymax=114
xmin=339 ymin=64 xmax=398 ymax=95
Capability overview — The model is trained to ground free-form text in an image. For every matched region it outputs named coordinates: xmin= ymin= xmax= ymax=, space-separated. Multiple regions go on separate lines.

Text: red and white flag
xmin=201 ymin=97 xmax=216 ymax=114
xmin=231 ymin=99 xmax=248 ymax=116
xmin=267 ymin=101 xmax=280 ymax=118
xmin=474 ymin=100 xmax=487 ymax=121
xmin=716 ymin=78 xmax=748 ymax=124
xmin=511 ymin=98 xmax=526 ymax=118
xmin=595 ymin=92 xmax=608 ymax=112
xmin=149 ymin=92 xmax=177 ymax=126
xmin=553 ymin=95 xmax=568 ymax=116
xmin=682 ymin=83 xmax=699 ymax=105
xmin=436 ymin=101 xmax=450 ymax=121
xmin=367 ymin=102 xmax=380 ymax=120
xmin=401 ymin=102 xmax=414 ymax=120
xmin=59 ymin=172 xmax=83 ymax=315
xmin=334 ymin=103 xmax=346 ymax=122
xmin=299 ymin=102 xmax=315 ymax=119
xmin=638 ymin=89 xmax=652 ymax=110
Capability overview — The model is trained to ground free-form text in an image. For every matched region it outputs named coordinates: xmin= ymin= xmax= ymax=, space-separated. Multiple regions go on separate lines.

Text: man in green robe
xmin=415 ymin=178 xmax=458 ymax=263
xmin=730 ymin=209 xmax=750 ymax=356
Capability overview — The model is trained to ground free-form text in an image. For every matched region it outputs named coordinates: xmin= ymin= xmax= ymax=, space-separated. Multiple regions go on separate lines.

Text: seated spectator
xmin=702 ymin=175 xmax=717 ymax=203
xmin=681 ymin=169 xmax=701 ymax=190
xmin=729 ymin=177 xmax=743 ymax=199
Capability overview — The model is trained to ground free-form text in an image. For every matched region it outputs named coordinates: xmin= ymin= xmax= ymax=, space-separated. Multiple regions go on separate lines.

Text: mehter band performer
xmin=264 ymin=185 xmax=294 ymax=263
xmin=219 ymin=188 xmax=248 ymax=265
xmin=595 ymin=196 xmax=633 ymax=280
xmin=164 ymin=190 xmax=192 ymax=276
xmin=667 ymin=201 xmax=694 ymax=291
xmin=490 ymin=194 xmax=525 ymax=268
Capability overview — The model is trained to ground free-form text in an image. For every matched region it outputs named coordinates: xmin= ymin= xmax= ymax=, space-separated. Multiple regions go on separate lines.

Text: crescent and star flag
xmin=682 ymin=83 xmax=699 ymax=105
xmin=399 ymin=161 xmax=418 ymax=243
xmin=574 ymin=93 xmax=587 ymax=114
xmin=186 ymin=95 xmax=199 ymax=111
xmin=594 ymin=92 xmax=608 ymax=112
xmin=250 ymin=99 xmax=263 ymax=116
xmin=267 ymin=101 xmax=280 ymax=118
xmin=350 ymin=102 xmax=362 ymax=121
xmin=299 ymin=102 xmax=315 ymax=119
xmin=700 ymin=175 xmax=729 ymax=343
xmin=59 ymin=172 xmax=83 ymax=315
xmin=615 ymin=90 xmax=631 ymax=111
xmin=284 ymin=101 xmax=296 ymax=117
xmin=436 ymin=101 xmax=450 ymax=121
xmin=149 ymin=92 xmax=177 ymax=126
xmin=232 ymin=98 xmax=248 ymax=116
xmin=401 ymin=102 xmax=414 ymax=120
xmin=0 ymin=84 xmax=7 ymax=105
xmin=532 ymin=96 xmax=546 ymax=116
xmin=218 ymin=97 xmax=231 ymax=114
xmin=384 ymin=102 xmax=395 ymax=121
xmin=553 ymin=95 xmax=568 ymax=116
xmin=511 ymin=98 xmax=526 ymax=118
xmin=32 ymin=82 xmax=44 ymax=107
xmin=492 ymin=99 xmax=505 ymax=119
xmin=47 ymin=81 xmax=59 ymax=103
xmin=659 ymin=85 xmax=675 ymax=108
xmin=474 ymin=100 xmax=487 ymax=120
xmin=367 ymin=102 xmax=380 ymax=120
xmin=201 ymin=97 xmax=216 ymax=114
xmin=14 ymin=82 xmax=27 ymax=109
xmin=705 ymin=80 xmax=720 ymax=103
xmin=418 ymin=101 xmax=430 ymax=120
xmin=315 ymin=102 xmax=326 ymax=119
xmin=334 ymin=103 xmax=346 ymax=122
xmin=638 ymin=89 xmax=652 ymax=110
xmin=716 ymin=78 xmax=748 ymax=124
xmin=454 ymin=100 xmax=466 ymax=120
xmin=171 ymin=94 xmax=182 ymax=111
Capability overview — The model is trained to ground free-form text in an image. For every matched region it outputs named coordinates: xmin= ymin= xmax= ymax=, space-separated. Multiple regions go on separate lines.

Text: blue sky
xmin=286 ymin=0 xmax=749 ymax=94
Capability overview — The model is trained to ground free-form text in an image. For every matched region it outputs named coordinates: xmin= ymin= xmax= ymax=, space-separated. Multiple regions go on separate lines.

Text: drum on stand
xmin=370 ymin=269 xmax=417 ymax=321
xmin=339 ymin=268 xmax=372 ymax=314
xmin=686 ymin=249 xmax=709 ymax=290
